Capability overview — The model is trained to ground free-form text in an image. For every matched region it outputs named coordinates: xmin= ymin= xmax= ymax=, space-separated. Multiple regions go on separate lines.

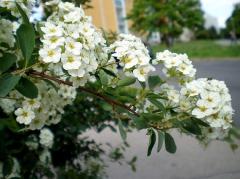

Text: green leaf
xmin=99 ymin=70 xmax=108 ymax=86
xmin=147 ymin=129 xmax=156 ymax=156
xmin=16 ymin=24 xmax=35 ymax=66
xmin=16 ymin=77 xmax=38 ymax=99
xmin=157 ymin=131 xmax=164 ymax=152
xmin=148 ymin=98 xmax=165 ymax=111
xmin=118 ymin=119 xmax=127 ymax=141
xmin=102 ymin=68 xmax=117 ymax=77
xmin=0 ymin=74 xmax=20 ymax=97
xmin=182 ymin=120 xmax=202 ymax=135
xmin=0 ymin=53 xmax=17 ymax=73
xmin=165 ymin=132 xmax=177 ymax=154
xmin=3 ymin=157 xmax=14 ymax=176
xmin=16 ymin=3 xmax=30 ymax=24
xmin=148 ymin=75 xmax=163 ymax=89
xmin=117 ymin=77 xmax=136 ymax=87
xmin=146 ymin=92 xmax=168 ymax=100
xmin=192 ymin=118 xmax=210 ymax=127
xmin=133 ymin=116 xmax=148 ymax=130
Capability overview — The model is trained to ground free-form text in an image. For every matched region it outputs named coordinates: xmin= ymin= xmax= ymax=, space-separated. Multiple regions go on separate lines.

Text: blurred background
xmin=82 ymin=0 xmax=240 ymax=59
xmin=78 ymin=0 xmax=240 ymax=178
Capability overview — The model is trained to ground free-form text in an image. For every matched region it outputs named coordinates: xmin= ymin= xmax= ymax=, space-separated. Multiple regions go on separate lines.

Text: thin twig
xmin=29 ymin=70 xmax=140 ymax=117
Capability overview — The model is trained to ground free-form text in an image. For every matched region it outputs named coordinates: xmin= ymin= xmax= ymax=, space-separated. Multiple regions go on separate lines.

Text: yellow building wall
xmin=125 ymin=0 xmax=134 ymax=29
xmin=85 ymin=0 xmax=118 ymax=32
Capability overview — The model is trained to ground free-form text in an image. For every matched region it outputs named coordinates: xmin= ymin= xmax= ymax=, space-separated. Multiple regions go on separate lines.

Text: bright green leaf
xmin=117 ymin=77 xmax=136 ymax=87
xmin=16 ymin=24 xmax=35 ymax=66
xmin=118 ymin=119 xmax=127 ymax=141
xmin=99 ymin=70 xmax=108 ymax=86
xmin=0 ymin=74 xmax=20 ymax=97
xmin=165 ymin=132 xmax=177 ymax=154
xmin=147 ymin=129 xmax=156 ymax=156
xmin=102 ymin=68 xmax=117 ymax=77
xmin=16 ymin=77 xmax=38 ymax=99
xmin=157 ymin=131 xmax=164 ymax=152
xmin=0 ymin=53 xmax=17 ymax=73
xmin=148 ymin=98 xmax=165 ymax=111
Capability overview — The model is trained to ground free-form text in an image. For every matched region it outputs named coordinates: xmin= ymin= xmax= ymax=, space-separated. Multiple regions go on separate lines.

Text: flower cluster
xmin=110 ymin=34 xmax=155 ymax=82
xmin=0 ymin=18 xmax=16 ymax=48
xmin=39 ymin=128 xmax=54 ymax=148
xmin=39 ymin=2 xmax=107 ymax=87
xmin=0 ymin=0 xmax=36 ymax=18
xmin=153 ymin=50 xmax=196 ymax=83
xmin=180 ymin=78 xmax=233 ymax=129
xmin=0 ymin=81 xmax=76 ymax=129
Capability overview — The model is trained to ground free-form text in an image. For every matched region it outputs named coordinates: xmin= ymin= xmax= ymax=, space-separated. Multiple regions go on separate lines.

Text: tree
xmin=127 ymin=0 xmax=204 ymax=47
xmin=226 ymin=3 xmax=240 ymax=38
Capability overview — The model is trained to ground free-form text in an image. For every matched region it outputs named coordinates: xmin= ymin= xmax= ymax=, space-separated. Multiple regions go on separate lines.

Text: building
xmin=85 ymin=0 xmax=161 ymax=44
xmin=85 ymin=0 xmax=131 ymax=33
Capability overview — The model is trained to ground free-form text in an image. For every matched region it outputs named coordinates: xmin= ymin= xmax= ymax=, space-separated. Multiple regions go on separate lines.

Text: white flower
xmin=39 ymin=128 xmax=54 ymax=148
xmin=59 ymin=2 xmax=75 ymax=12
xmin=68 ymin=68 xmax=85 ymax=77
xmin=167 ymin=90 xmax=180 ymax=104
xmin=39 ymin=47 xmax=62 ymax=63
xmin=22 ymin=99 xmax=41 ymax=109
xmin=164 ymin=57 xmax=182 ymax=68
xmin=61 ymin=52 xmax=81 ymax=70
xmin=39 ymin=149 xmax=52 ymax=164
xmin=133 ymin=65 xmax=155 ymax=82
xmin=14 ymin=107 xmax=35 ymax=125
xmin=200 ymin=91 xmax=221 ymax=108
xmin=192 ymin=100 xmax=213 ymax=119
xmin=41 ymin=22 xmax=63 ymax=37
xmin=65 ymin=38 xmax=82 ymax=55
xmin=122 ymin=56 xmax=138 ymax=69
xmin=64 ymin=24 xmax=80 ymax=39
xmin=41 ymin=36 xmax=64 ymax=49
xmin=64 ymin=10 xmax=82 ymax=23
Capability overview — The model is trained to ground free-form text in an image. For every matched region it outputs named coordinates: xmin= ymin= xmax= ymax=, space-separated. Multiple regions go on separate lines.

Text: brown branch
xmin=29 ymin=70 xmax=139 ymax=117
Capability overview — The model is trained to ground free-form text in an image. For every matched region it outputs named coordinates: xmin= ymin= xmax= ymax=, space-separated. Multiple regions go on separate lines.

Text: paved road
xmin=86 ymin=60 xmax=240 ymax=179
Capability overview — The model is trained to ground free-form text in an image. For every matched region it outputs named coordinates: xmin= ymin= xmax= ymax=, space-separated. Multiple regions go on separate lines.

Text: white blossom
xmin=39 ymin=128 xmax=54 ymax=148
xmin=14 ymin=107 xmax=35 ymax=125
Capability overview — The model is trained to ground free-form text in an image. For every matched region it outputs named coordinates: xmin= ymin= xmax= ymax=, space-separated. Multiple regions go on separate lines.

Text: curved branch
xmin=29 ymin=70 xmax=140 ymax=117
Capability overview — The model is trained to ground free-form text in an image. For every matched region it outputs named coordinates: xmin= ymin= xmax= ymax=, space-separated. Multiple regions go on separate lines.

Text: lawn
xmin=152 ymin=40 xmax=240 ymax=59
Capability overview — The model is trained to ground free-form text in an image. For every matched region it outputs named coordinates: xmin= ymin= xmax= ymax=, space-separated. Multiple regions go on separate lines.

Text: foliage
xmin=226 ymin=3 xmax=240 ymax=38
xmin=127 ymin=0 xmax=204 ymax=46
xmin=0 ymin=1 xmax=238 ymax=178
xmin=152 ymin=40 xmax=240 ymax=59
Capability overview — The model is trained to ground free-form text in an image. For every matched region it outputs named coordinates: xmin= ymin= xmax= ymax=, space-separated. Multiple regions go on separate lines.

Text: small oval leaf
xmin=117 ymin=77 xmax=136 ymax=87
xmin=118 ymin=119 xmax=127 ymax=141
xmin=157 ymin=131 xmax=164 ymax=152
xmin=0 ymin=74 xmax=20 ymax=97
xmin=147 ymin=129 xmax=156 ymax=156
xmin=165 ymin=132 xmax=177 ymax=154
xmin=16 ymin=24 xmax=35 ymax=66
xmin=16 ymin=77 xmax=38 ymax=99
xmin=0 ymin=53 xmax=17 ymax=73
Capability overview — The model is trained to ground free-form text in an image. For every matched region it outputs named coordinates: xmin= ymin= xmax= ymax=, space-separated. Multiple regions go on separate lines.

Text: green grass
xmin=152 ymin=40 xmax=240 ymax=59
